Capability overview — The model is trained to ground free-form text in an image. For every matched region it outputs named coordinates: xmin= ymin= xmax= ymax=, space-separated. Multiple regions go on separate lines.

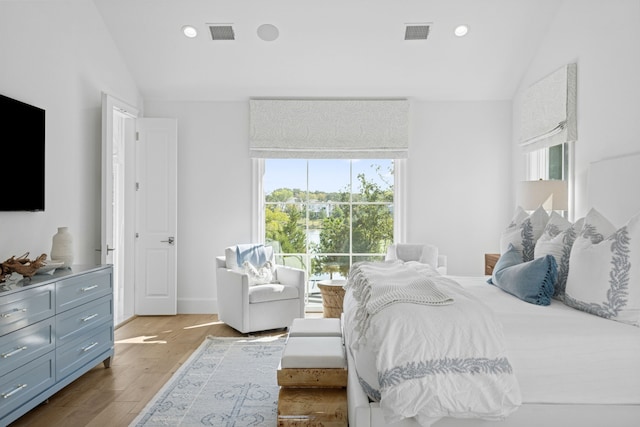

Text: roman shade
xmin=520 ymin=63 xmax=577 ymax=152
xmin=249 ymin=99 xmax=409 ymax=158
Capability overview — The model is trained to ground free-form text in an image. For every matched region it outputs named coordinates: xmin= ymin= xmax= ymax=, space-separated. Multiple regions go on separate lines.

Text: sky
xmin=264 ymin=159 xmax=394 ymax=194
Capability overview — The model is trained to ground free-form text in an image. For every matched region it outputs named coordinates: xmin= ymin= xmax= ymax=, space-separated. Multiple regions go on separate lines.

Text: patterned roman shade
xmin=520 ymin=63 xmax=577 ymax=152
xmin=249 ymin=99 xmax=409 ymax=158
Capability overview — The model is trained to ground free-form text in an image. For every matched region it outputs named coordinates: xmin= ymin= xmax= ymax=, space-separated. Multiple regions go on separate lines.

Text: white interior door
xmin=101 ymin=93 xmax=138 ymax=326
xmin=134 ymin=118 xmax=178 ymax=315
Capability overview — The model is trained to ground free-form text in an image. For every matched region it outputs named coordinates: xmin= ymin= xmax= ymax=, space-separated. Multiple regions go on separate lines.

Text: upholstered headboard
xmin=588 ymin=151 xmax=640 ymax=226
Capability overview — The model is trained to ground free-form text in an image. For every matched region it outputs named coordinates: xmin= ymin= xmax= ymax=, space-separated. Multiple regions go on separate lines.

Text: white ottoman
xmin=277 ymin=336 xmax=348 ymax=425
xmin=288 ymin=317 xmax=342 ymax=338
xmin=281 ymin=337 xmax=346 ymax=369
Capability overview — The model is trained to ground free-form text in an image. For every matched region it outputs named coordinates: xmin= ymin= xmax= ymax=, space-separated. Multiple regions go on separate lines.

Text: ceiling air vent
xmin=208 ymin=24 xmax=235 ymax=41
xmin=404 ymin=24 xmax=430 ymax=40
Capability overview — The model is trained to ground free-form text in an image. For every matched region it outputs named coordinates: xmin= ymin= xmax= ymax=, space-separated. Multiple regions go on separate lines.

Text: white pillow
xmin=500 ymin=206 xmax=549 ymax=262
xmin=564 ymin=208 xmax=640 ymax=327
xmin=243 ymin=261 xmax=274 ymax=286
xmin=534 ymin=212 xmax=584 ymax=300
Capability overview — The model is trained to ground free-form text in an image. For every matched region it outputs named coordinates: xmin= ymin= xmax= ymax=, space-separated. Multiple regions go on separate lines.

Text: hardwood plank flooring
xmin=8 ymin=314 xmax=291 ymax=427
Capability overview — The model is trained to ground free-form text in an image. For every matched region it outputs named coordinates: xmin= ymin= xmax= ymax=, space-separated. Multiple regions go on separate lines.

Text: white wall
xmin=0 ymin=1 xmax=140 ymax=262
xmin=408 ymin=101 xmax=512 ymax=275
xmin=145 ymin=99 xmax=512 ymax=313
xmin=512 ymin=0 xmax=640 ymax=221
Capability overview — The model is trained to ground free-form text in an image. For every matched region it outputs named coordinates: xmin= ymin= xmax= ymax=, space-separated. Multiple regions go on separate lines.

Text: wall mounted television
xmin=0 ymin=93 xmax=45 ymax=211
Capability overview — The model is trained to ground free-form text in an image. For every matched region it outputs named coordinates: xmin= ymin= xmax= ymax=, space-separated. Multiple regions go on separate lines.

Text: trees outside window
xmin=264 ymin=159 xmax=394 ymax=300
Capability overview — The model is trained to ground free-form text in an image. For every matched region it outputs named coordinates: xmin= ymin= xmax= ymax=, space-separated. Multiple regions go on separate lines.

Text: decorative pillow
xmin=489 ymin=243 xmax=557 ymax=306
xmin=564 ymin=208 xmax=640 ymax=327
xmin=243 ymin=261 xmax=274 ymax=286
xmin=534 ymin=212 xmax=585 ymax=300
xmin=500 ymin=206 xmax=549 ymax=262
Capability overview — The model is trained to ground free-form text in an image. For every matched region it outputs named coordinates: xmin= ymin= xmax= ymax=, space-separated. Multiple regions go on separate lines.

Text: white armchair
xmin=385 ymin=243 xmax=448 ymax=275
xmin=215 ymin=244 xmax=306 ymax=334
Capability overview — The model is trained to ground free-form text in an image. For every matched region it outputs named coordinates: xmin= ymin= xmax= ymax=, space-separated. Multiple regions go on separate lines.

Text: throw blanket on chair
xmin=235 ymin=244 xmax=270 ymax=268
xmin=343 ymin=261 xmax=521 ymax=426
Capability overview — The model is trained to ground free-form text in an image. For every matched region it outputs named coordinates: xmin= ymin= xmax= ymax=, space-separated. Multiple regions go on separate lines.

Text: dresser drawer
xmin=0 ymin=353 xmax=55 ymax=417
xmin=56 ymin=324 xmax=113 ymax=381
xmin=0 ymin=319 xmax=55 ymax=378
xmin=56 ymin=295 xmax=112 ymax=346
xmin=56 ymin=269 xmax=112 ymax=313
xmin=0 ymin=284 xmax=55 ymax=336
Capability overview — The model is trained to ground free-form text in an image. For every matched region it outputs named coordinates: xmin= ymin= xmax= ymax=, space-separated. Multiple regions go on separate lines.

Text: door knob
xmin=161 ymin=237 xmax=175 ymax=245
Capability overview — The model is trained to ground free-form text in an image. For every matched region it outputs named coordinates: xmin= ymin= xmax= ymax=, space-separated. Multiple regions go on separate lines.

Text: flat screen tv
xmin=0 ymin=93 xmax=45 ymax=211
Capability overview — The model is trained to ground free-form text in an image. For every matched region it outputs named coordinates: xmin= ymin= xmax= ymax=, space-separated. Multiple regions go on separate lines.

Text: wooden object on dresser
xmin=0 ymin=265 xmax=113 ymax=426
xmin=485 ymin=253 xmax=500 ymax=275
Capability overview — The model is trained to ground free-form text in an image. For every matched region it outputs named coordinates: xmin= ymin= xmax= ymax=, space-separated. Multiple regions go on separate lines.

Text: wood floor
xmin=8 ymin=314 xmax=290 ymax=427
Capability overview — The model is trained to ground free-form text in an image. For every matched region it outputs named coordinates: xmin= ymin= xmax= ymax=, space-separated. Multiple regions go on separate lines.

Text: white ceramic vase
xmin=51 ymin=226 xmax=74 ymax=268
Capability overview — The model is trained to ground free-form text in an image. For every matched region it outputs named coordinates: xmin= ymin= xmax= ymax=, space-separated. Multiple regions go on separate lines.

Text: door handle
xmin=161 ymin=237 xmax=175 ymax=245
xmin=95 ymin=246 xmax=116 ymax=253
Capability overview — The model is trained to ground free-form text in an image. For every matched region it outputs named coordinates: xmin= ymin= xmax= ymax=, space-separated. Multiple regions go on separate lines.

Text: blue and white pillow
xmin=500 ymin=206 xmax=549 ymax=262
xmin=564 ymin=208 xmax=640 ymax=327
xmin=489 ymin=243 xmax=557 ymax=306
xmin=534 ymin=212 xmax=584 ymax=300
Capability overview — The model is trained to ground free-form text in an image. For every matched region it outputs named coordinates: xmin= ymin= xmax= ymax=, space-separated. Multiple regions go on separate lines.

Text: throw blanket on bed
xmin=346 ymin=261 xmax=455 ymax=348
xmin=343 ymin=261 xmax=521 ymax=426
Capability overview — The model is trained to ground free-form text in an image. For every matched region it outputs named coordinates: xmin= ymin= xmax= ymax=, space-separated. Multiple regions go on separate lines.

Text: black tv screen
xmin=0 ymin=94 xmax=45 ymax=211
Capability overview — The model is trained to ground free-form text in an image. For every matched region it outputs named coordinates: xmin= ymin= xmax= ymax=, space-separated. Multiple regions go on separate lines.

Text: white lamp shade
xmin=517 ymin=180 xmax=568 ymax=211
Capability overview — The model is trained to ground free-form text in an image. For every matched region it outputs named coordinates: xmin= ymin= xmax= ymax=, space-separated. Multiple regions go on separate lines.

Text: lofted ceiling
xmin=92 ymin=0 xmax=562 ymax=102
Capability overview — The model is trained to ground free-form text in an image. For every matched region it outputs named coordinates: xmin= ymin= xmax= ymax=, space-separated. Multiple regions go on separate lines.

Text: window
xmin=526 ymin=143 xmax=569 ymax=181
xmin=525 ymin=142 xmax=573 ymax=218
xmin=260 ymin=158 xmax=399 ymax=306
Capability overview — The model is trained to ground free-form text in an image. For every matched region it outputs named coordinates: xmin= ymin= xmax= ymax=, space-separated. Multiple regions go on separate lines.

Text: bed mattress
xmin=344 ymin=274 xmax=640 ymax=407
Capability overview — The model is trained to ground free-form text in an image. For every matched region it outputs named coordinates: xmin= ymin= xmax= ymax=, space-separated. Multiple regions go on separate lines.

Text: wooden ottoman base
xmin=277 ymin=387 xmax=347 ymax=427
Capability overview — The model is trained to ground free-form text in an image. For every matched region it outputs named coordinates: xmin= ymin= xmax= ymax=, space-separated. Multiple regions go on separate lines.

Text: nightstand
xmin=485 ymin=253 xmax=500 ymax=275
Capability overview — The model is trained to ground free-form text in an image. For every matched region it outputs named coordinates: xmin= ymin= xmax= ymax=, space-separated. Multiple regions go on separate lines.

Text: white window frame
xmin=251 ymin=158 xmax=406 ymax=246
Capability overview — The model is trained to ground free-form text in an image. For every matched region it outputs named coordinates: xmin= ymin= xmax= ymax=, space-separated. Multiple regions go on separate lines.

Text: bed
xmin=344 ymin=152 xmax=640 ymax=427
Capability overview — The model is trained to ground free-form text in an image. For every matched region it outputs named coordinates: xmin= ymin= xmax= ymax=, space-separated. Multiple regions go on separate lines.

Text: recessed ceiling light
xmin=257 ymin=24 xmax=279 ymax=42
xmin=182 ymin=25 xmax=198 ymax=38
xmin=454 ymin=25 xmax=469 ymax=37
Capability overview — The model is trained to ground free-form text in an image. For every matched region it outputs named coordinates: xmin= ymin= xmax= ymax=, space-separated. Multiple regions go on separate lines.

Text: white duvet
xmin=343 ymin=261 xmax=522 ymax=426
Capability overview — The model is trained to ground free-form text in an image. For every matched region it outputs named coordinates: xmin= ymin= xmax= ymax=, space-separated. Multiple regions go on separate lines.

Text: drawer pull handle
xmin=81 ymin=313 xmax=99 ymax=322
xmin=80 ymin=285 xmax=99 ymax=292
xmin=1 ymin=346 xmax=27 ymax=358
xmin=1 ymin=308 xmax=27 ymax=318
xmin=82 ymin=342 xmax=99 ymax=352
xmin=2 ymin=384 xmax=27 ymax=399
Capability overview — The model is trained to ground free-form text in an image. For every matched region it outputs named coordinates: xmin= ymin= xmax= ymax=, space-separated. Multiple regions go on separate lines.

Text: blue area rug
xmin=130 ymin=336 xmax=287 ymax=426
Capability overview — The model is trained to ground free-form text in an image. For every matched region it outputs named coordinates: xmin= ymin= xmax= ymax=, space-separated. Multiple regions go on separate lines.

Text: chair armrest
xmin=216 ymin=268 xmax=250 ymax=309
xmin=437 ymin=254 xmax=448 ymax=275
xmin=275 ymin=265 xmax=306 ymax=289
xmin=275 ymin=265 xmax=306 ymax=318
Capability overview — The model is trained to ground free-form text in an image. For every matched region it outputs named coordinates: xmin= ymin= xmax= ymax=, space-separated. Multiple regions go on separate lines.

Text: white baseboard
xmin=177 ymin=297 xmax=218 ymax=314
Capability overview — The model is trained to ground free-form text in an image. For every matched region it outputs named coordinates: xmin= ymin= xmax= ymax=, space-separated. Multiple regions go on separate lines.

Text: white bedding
xmin=344 ymin=270 xmax=640 ymax=427
xmin=451 ymin=275 xmax=640 ymax=405
xmin=344 ymin=262 xmax=522 ymax=426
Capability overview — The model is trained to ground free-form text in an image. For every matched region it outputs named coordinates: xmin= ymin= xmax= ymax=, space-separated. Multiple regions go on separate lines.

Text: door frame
xmin=101 ymin=93 xmax=138 ymax=326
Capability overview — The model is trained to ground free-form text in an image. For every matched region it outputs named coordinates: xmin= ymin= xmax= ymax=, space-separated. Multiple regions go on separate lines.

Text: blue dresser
xmin=0 ymin=265 xmax=113 ymax=426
